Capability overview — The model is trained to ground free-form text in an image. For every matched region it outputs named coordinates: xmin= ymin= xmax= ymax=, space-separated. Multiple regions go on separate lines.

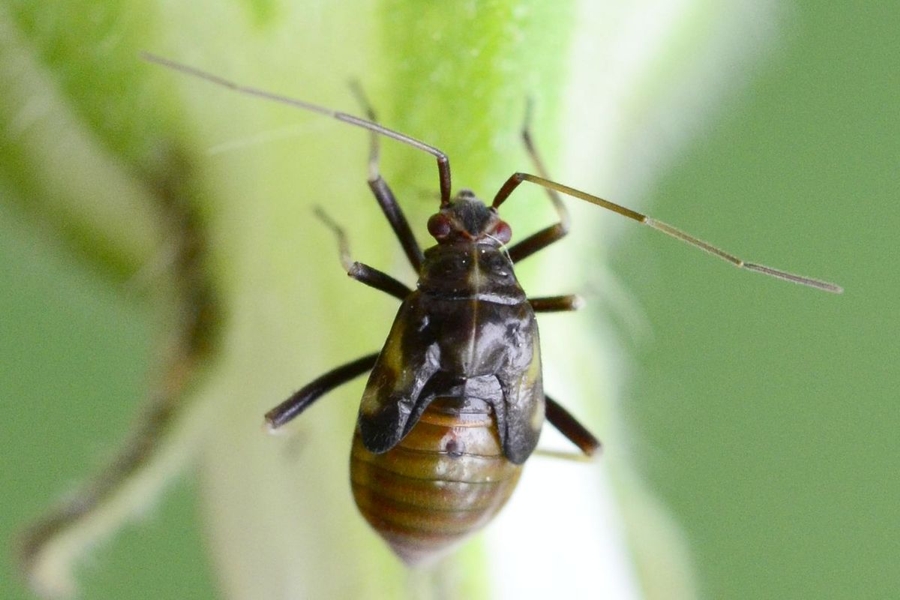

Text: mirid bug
xmin=144 ymin=54 xmax=842 ymax=566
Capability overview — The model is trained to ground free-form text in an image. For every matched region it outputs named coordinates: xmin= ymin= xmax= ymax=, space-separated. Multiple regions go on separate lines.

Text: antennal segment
xmin=141 ymin=53 xmax=452 ymax=205
xmin=493 ymin=173 xmax=843 ymax=294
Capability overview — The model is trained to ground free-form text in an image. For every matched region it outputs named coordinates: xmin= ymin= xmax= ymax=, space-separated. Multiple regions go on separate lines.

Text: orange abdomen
xmin=350 ymin=397 xmax=523 ymax=565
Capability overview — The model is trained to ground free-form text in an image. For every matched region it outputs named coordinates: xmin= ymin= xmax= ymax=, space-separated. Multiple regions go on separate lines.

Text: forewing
xmin=497 ymin=323 xmax=545 ymax=464
xmin=357 ymin=296 xmax=439 ymax=453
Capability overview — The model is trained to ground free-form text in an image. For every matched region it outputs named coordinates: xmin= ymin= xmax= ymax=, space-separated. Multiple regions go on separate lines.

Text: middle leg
xmin=315 ymin=207 xmax=412 ymax=301
xmin=529 ymin=295 xmax=583 ymax=313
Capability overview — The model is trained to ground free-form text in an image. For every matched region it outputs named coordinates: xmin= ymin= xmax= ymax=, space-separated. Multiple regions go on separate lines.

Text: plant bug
xmin=144 ymin=54 xmax=842 ymax=566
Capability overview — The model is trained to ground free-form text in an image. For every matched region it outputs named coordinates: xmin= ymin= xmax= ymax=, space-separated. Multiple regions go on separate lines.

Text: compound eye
xmin=493 ymin=221 xmax=512 ymax=244
xmin=427 ymin=214 xmax=452 ymax=240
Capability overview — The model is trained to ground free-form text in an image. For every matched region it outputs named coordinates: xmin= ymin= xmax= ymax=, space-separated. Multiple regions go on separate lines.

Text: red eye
xmin=427 ymin=214 xmax=452 ymax=239
xmin=493 ymin=221 xmax=512 ymax=244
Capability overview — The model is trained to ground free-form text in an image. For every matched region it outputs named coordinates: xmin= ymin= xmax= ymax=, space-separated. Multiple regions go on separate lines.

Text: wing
xmin=495 ymin=313 xmax=545 ymax=465
xmin=357 ymin=294 xmax=441 ymax=453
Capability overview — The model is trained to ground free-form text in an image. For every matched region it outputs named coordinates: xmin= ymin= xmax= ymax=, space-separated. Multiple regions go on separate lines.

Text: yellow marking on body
xmin=527 ymin=338 xmax=544 ymax=431
xmin=465 ymin=247 xmax=480 ymax=370
xmin=360 ymin=319 xmax=406 ymax=416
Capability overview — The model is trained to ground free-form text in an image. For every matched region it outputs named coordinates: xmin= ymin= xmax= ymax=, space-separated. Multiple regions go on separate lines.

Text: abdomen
xmin=350 ymin=396 xmax=522 ymax=565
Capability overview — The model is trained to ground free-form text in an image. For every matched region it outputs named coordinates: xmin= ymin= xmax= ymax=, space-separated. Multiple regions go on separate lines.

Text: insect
xmin=144 ymin=54 xmax=842 ymax=566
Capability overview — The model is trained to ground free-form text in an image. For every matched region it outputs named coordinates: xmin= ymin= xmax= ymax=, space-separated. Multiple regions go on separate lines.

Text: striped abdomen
xmin=350 ymin=396 xmax=523 ymax=565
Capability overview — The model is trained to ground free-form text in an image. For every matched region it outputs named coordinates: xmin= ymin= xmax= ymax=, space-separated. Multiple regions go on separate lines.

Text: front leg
xmin=499 ymin=100 xmax=571 ymax=264
xmin=350 ymin=84 xmax=425 ymax=272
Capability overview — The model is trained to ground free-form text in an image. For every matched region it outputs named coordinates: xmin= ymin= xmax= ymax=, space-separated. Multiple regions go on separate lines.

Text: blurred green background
xmin=615 ymin=6 xmax=898 ymax=600
xmin=2 ymin=2 xmax=897 ymax=600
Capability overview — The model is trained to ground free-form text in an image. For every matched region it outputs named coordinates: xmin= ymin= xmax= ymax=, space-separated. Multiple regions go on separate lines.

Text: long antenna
xmin=493 ymin=173 xmax=842 ymax=293
xmin=143 ymin=54 xmax=841 ymax=294
xmin=141 ymin=53 xmax=452 ymax=205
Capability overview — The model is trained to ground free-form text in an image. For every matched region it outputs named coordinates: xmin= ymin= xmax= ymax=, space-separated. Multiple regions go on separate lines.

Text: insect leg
xmin=314 ymin=207 xmax=412 ymax=301
xmin=545 ymin=395 xmax=601 ymax=457
xmin=529 ymin=295 xmax=584 ymax=313
xmin=348 ymin=84 xmax=425 ymax=272
xmin=265 ymin=352 xmax=380 ymax=430
xmin=503 ymin=100 xmax=571 ymax=264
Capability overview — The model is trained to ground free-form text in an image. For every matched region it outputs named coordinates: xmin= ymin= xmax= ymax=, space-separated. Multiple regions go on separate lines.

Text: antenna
xmin=144 ymin=54 xmax=841 ymax=294
xmin=141 ymin=53 xmax=452 ymax=205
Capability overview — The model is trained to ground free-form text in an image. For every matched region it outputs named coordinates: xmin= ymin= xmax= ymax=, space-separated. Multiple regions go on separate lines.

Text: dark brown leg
xmin=501 ymin=101 xmax=571 ymax=264
xmin=345 ymin=263 xmax=412 ymax=301
xmin=545 ymin=395 xmax=601 ymax=457
xmin=265 ymin=352 xmax=380 ymax=429
xmin=529 ymin=294 xmax=583 ymax=313
xmin=350 ymin=83 xmax=425 ymax=272
xmin=314 ymin=207 xmax=412 ymax=300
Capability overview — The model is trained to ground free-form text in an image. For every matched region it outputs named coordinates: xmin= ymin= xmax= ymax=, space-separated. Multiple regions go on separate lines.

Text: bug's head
xmin=428 ymin=189 xmax=512 ymax=246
